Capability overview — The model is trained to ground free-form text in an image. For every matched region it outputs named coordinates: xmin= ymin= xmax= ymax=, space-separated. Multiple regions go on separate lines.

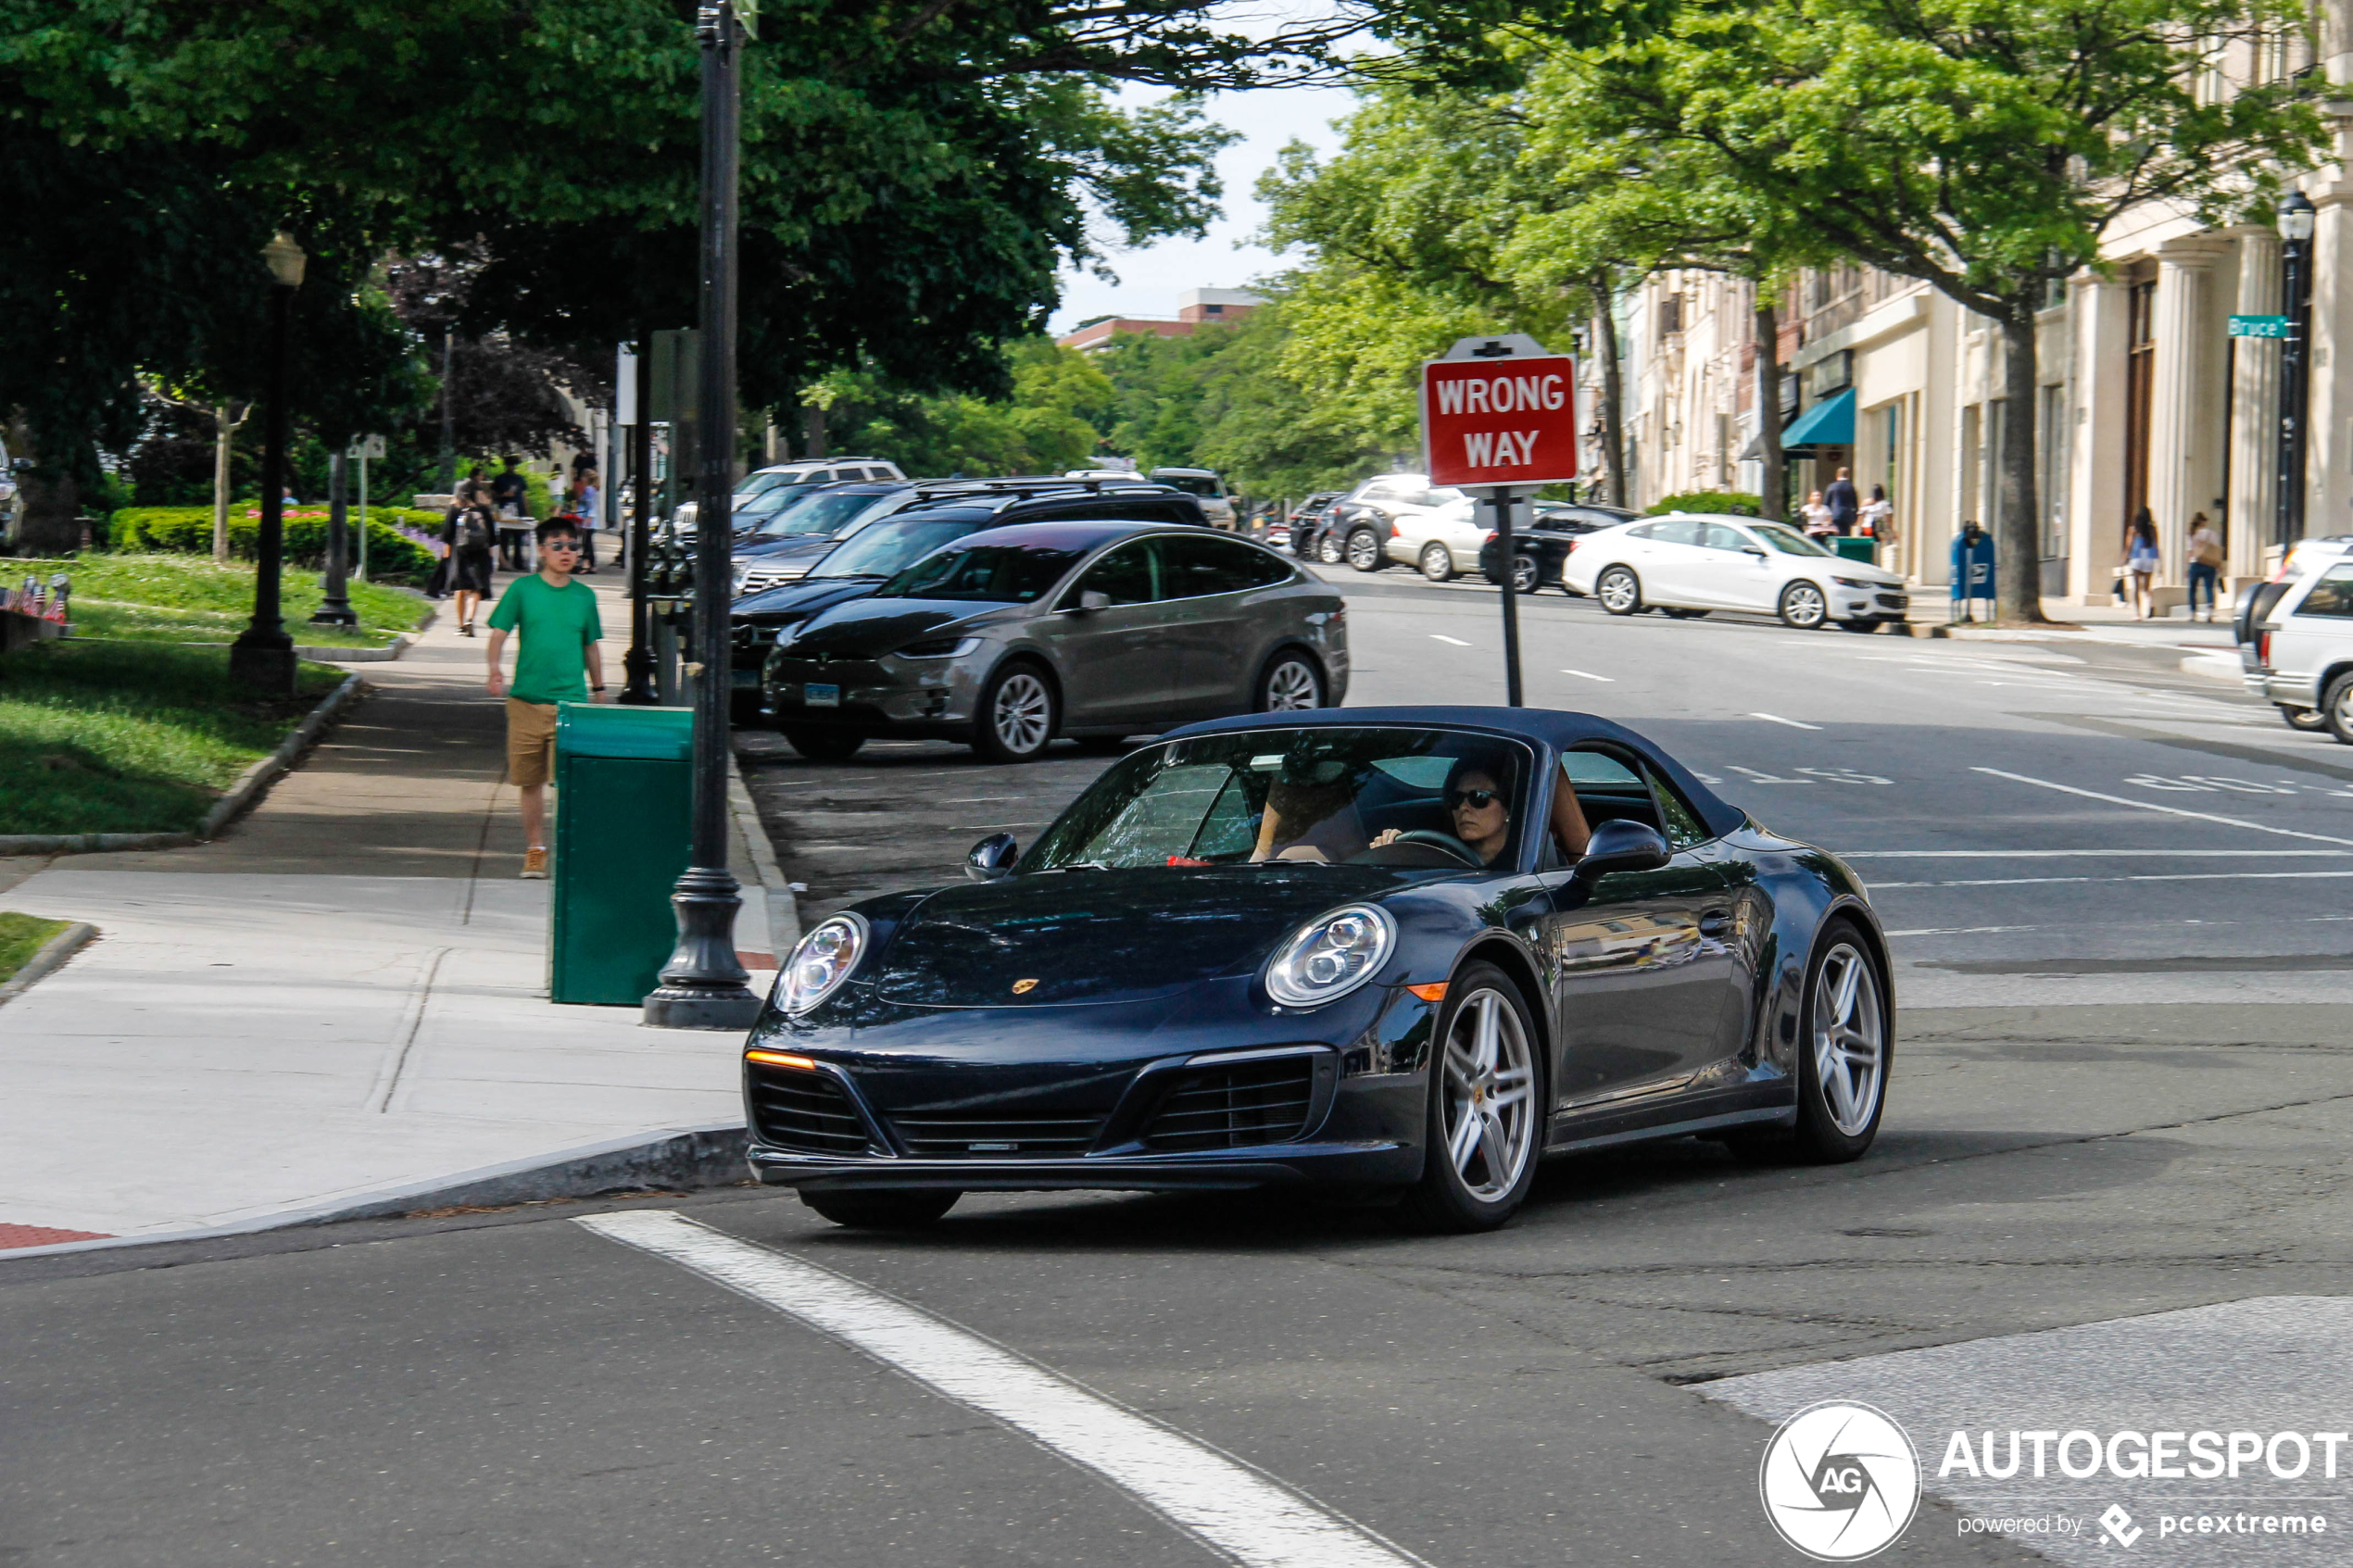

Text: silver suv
xmin=673 ymin=457 xmax=907 ymax=537
xmin=2241 ymin=535 xmax=2353 ymax=738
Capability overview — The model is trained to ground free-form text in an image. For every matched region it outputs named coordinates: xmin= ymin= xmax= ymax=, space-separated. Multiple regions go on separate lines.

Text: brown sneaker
xmin=521 ymin=847 xmax=548 ymax=879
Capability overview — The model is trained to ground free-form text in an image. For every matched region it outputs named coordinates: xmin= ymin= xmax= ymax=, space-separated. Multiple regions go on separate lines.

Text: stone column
xmin=2069 ymin=273 xmax=2130 ymax=602
xmin=2228 ymin=228 xmax=2281 ymax=580
xmin=2148 ymin=239 xmax=2229 ymax=596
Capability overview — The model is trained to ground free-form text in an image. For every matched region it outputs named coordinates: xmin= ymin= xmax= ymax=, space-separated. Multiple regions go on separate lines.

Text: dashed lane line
xmin=1747 ymin=711 xmax=1823 ymax=730
xmin=577 ymin=1210 xmax=1429 ymax=1568
xmin=1430 ymin=634 xmax=1472 ymax=647
xmin=1559 ymin=669 xmax=1615 ymax=682
xmin=1971 ymin=766 xmax=2353 ymax=848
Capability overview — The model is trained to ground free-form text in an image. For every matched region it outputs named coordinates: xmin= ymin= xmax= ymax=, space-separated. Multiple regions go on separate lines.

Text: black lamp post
xmin=644 ymin=0 xmax=761 ymax=1029
xmin=230 ymin=231 xmax=305 ymax=696
xmin=2276 ymin=191 xmax=2316 ymax=550
xmin=309 ymin=450 xmax=358 ymax=627
xmin=621 ymin=333 xmax=660 ymax=705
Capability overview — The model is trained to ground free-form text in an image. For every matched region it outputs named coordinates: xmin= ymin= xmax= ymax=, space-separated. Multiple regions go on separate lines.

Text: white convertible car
xmin=1561 ymin=513 xmax=1910 ymax=632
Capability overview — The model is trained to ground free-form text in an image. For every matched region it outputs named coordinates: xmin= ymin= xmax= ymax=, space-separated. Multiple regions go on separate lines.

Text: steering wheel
xmin=1380 ymin=829 xmax=1486 ymax=869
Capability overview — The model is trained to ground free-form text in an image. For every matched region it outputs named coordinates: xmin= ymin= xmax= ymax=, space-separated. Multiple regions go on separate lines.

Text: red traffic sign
xmin=1420 ymin=350 xmax=1579 ymax=489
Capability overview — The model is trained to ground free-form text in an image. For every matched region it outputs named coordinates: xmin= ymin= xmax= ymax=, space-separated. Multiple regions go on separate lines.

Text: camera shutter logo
xmin=1758 ymin=1400 xmax=1921 ymax=1560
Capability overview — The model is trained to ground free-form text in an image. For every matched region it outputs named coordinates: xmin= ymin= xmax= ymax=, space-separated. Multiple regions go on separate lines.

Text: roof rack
xmin=900 ymin=476 xmax=1174 ymax=504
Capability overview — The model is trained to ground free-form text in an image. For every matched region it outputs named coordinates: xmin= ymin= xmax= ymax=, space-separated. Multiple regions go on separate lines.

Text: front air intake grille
xmin=749 ymin=1066 xmax=874 ymax=1155
xmin=1142 ymin=1056 xmax=1315 ymax=1151
xmin=887 ymin=1112 xmax=1104 ymax=1159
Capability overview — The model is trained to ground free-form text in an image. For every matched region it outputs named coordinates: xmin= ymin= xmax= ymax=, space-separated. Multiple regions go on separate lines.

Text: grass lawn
xmin=15 ymin=554 xmax=429 ymax=649
xmin=0 ymin=911 xmax=70 ymax=985
xmin=0 ymin=641 xmax=345 ymax=834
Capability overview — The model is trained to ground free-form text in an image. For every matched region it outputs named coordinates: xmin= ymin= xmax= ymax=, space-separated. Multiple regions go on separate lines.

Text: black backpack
xmin=456 ymin=508 xmax=490 ymax=550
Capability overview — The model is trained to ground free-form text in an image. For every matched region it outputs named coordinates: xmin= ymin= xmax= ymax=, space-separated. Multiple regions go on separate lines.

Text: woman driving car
xmin=1365 ymin=754 xmax=1592 ymax=866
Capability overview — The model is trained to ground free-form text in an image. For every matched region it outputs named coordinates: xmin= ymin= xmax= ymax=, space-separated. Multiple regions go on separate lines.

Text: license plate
xmin=805 ymin=683 xmax=840 ymax=708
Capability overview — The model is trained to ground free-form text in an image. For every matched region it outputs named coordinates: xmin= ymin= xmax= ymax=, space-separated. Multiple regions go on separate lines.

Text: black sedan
xmin=746 ymin=707 xmax=1893 ymax=1233
xmin=1478 ymin=502 xmax=1641 ymax=593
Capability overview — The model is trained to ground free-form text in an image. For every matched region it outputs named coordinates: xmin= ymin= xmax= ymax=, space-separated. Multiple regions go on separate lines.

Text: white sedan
xmin=1560 ymin=513 xmax=1909 ymax=631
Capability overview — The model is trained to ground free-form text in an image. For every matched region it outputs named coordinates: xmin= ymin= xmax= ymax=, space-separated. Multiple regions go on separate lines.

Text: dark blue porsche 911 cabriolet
xmin=745 ymin=707 xmax=1892 ymax=1233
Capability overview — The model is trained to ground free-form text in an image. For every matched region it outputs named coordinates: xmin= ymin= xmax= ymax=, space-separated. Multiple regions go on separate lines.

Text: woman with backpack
xmin=444 ymin=488 xmax=499 ymax=635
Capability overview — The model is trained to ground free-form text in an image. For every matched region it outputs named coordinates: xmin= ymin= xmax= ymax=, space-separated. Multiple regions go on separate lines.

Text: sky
xmin=1044 ymin=81 xmax=1362 ymax=335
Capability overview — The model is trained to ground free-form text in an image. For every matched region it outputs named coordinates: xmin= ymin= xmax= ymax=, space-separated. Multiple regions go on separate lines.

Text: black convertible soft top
xmin=1163 ymin=705 xmax=1747 ymax=841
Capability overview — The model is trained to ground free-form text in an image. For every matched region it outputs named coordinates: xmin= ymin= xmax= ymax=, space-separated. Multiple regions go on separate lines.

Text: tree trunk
xmin=800 ymin=399 xmax=828 ymax=460
xmin=1754 ymin=290 xmax=1785 ymax=522
xmin=211 ymin=407 xmax=234 ymax=563
xmin=1592 ymin=272 xmax=1626 ymax=506
xmin=1995 ymin=309 xmax=2046 ymax=622
xmin=9 ymin=420 xmax=82 ymax=557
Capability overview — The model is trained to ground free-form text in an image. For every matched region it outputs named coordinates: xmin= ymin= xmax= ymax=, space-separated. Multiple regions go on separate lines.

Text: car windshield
xmin=1748 ymin=521 xmax=1835 ymax=557
xmin=1024 ymin=728 xmax=1533 ymax=873
xmin=736 ymin=470 xmax=809 ymax=500
xmin=750 ymin=490 xmax=872 ymax=538
xmin=875 ymin=540 xmax=1088 ymax=603
xmin=814 ymin=517 xmax=981 ymax=579
xmin=1154 ymin=475 xmax=1222 ymax=498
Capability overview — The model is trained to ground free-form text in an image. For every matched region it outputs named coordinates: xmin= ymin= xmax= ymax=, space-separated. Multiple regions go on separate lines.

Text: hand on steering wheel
xmin=1366 ymin=827 xmax=1485 ymax=868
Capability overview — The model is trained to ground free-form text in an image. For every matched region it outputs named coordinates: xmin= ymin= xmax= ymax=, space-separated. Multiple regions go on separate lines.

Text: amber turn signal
xmin=1404 ymin=983 xmax=1448 ymax=1003
xmin=746 ymin=1049 xmax=818 ymax=1069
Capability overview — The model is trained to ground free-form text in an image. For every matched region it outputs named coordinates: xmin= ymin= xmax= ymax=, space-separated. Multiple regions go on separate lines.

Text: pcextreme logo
xmin=1760 ymin=1400 xmax=1924 ymax=1561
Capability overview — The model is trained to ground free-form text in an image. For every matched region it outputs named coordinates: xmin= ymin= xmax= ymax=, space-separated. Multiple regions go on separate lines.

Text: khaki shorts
xmin=506 ymin=698 xmax=559 ymax=788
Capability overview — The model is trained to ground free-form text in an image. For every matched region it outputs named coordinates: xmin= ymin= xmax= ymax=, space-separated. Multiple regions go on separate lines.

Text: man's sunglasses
xmin=541 ymin=540 xmax=583 ymax=553
xmin=1446 ymin=788 xmax=1500 ymax=809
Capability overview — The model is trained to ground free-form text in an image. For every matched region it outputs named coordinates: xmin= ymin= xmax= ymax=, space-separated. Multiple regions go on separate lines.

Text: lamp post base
xmin=307 ymin=603 xmax=359 ymax=627
xmin=642 ymin=863 xmax=762 ymax=1030
xmin=228 ymin=636 xmax=297 ymax=696
xmin=619 ymin=642 xmax=660 ymax=706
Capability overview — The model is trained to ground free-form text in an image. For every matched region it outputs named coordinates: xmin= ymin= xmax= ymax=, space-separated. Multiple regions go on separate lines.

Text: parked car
xmin=1292 ymin=494 xmax=1351 ymax=561
xmin=763 ymin=521 xmax=1347 ymax=762
xmin=1478 ymin=503 xmax=1641 ymax=594
xmin=1270 ymin=493 xmax=1337 ymax=558
xmin=1562 ymin=513 xmax=1909 ymax=631
xmin=1147 ymin=468 xmax=1239 ymax=530
xmin=1324 ymin=474 xmax=1471 ymax=575
xmin=673 ymin=457 xmax=907 ymax=538
xmin=734 ymin=483 xmax=1215 ymax=720
xmin=746 ymin=706 xmax=1891 ymax=1232
xmin=2240 ymin=535 xmax=2353 ymax=738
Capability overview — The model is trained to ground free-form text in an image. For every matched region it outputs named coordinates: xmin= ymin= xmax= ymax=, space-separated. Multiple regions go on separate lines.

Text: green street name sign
xmin=2231 ymin=314 xmax=2292 ymax=338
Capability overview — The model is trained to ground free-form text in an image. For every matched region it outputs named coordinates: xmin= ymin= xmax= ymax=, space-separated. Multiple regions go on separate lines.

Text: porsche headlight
xmin=1264 ymin=904 xmax=1394 ymax=1009
xmin=779 ymin=912 xmax=869 ymax=1014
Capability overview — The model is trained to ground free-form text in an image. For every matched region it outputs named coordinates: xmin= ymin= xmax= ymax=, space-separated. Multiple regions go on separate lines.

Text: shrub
xmin=1648 ymin=490 xmax=1763 ymax=517
xmin=109 ymin=505 xmax=442 ymax=582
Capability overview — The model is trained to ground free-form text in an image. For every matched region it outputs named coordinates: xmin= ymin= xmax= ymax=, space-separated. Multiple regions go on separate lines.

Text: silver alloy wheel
xmin=1317 ymin=532 xmax=1344 ymax=565
xmin=1780 ymin=581 xmax=1828 ymax=629
xmin=1262 ymin=657 xmax=1322 ymax=710
xmin=1511 ymin=554 xmax=1538 ymax=594
xmin=991 ymin=671 xmax=1052 ymax=756
xmin=1811 ymin=941 xmax=1885 ymax=1137
xmin=2335 ymin=683 xmax=2353 ymax=731
xmin=1439 ymin=987 xmax=1537 ymax=1200
xmin=1596 ymin=566 xmax=1640 ymax=614
xmin=1346 ymin=529 xmax=1383 ymax=571
xmin=1419 ymin=542 xmax=1453 ymax=582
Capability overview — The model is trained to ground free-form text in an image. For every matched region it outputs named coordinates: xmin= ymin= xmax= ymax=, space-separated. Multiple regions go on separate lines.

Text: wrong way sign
xmin=1420 ymin=336 xmax=1579 ymax=489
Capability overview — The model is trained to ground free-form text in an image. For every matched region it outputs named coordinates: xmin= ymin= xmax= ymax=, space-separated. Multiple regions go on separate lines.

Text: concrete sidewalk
xmin=0 ymin=577 xmax=779 ymax=1250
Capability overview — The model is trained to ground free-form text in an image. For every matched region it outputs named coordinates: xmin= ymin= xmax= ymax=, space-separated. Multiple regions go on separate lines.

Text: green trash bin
xmin=550 ymin=704 xmax=695 ymax=1005
xmin=1831 ymin=535 xmax=1879 ymax=565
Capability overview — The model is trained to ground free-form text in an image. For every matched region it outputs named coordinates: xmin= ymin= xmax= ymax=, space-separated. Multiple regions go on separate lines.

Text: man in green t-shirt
xmin=484 ymin=518 xmax=606 ymax=878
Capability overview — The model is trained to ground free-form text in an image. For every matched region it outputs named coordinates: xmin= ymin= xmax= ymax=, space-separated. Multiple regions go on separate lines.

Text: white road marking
xmin=1558 ymin=669 xmax=1615 ymax=681
xmin=1870 ymin=871 xmax=2353 ymax=888
xmin=1970 ymin=766 xmax=2353 ymax=848
xmin=1430 ymin=634 xmax=1472 ymax=646
xmin=577 ymin=1210 xmax=1428 ymax=1568
xmin=1729 ymin=765 xmax=1810 ymax=784
xmin=1842 ymin=849 xmax=2353 ymax=859
xmin=1747 ymin=711 xmax=1822 ymax=730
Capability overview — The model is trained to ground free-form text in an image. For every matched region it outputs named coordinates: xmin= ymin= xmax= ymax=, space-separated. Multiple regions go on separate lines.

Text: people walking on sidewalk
xmin=2186 ymin=511 xmax=2223 ymax=622
xmin=1801 ymin=489 xmax=1834 ymax=537
xmin=1858 ymin=483 xmax=1893 ymax=539
xmin=2123 ymin=507 xmax=2160 ymax=619
xmin=484 ymin=518 xmax=607 ymax=880
xmin=444 ymin=486 xmax=498 ymax=636
xmin=1825 ymin=468 xmax=1858 ymax=535
xmin=490 ymin=458 xmax=532 ymax=571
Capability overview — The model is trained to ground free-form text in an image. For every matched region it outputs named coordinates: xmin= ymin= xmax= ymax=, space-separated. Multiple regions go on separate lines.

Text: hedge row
xmin=109 ymin=506 xmax=445 ymax=581
xmin=1648 ymin=490 xmax=1764 ymax=517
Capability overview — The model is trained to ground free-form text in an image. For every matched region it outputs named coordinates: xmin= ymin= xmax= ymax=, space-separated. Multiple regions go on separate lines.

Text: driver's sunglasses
xmin=1447 ymin=788 xmax=1500 ymax=809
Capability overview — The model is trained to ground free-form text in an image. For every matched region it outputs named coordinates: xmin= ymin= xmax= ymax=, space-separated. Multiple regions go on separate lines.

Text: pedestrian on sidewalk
xmin=2123 ymin=507 xmax=2160 ymax=619
xmin=1825 ymin=467 xmax=1859 ymax=535
xmin=2186 ymin=511 xmax=2223 ymax=622
xmin=444 ymin=488 xmax=498 ymax=636
xmin=484 ymin=518 xmax=607 ymax=879
xmin=575 ymin=471 xmax=601 ymax=573
xmin=1801 ymin=489 xmax=1835 ymax=538
xmin=489 ymin=458 xmax=531 ymax=571
xmin=1858 ymin=483 xmax=1894 ymax=538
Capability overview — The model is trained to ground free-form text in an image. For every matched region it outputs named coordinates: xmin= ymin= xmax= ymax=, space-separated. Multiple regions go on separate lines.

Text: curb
xmin=0 ymin=672 xmax=369 ymax=858
xmin=730 ymin=752 xmax=800 ymax=955
xmin=0 ymin=1123 xmax=753 ymax=1261
xmin=295 ymin=632 xmax=415 ymax=663
xmin=0 ymin=921 xmax=95 ymax=1008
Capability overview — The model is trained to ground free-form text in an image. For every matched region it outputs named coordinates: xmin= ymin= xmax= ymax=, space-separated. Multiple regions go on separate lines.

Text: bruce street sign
xmin=1420 ymin=334 xmax=1579 ymax=488
xmin=2231 ymin=314 xmax=2292 ymax=339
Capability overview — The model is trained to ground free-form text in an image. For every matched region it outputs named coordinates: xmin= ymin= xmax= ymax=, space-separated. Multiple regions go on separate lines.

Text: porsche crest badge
xmin=1012 ymin=978 xmax=1039 ymax=995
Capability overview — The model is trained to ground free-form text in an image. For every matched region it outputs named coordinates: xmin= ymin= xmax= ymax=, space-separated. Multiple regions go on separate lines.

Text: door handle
xmin=1698 ymin=909 xmax=1730 ymax=937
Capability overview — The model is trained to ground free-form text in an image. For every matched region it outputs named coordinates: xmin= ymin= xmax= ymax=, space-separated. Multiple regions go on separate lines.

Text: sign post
xmin=346 ymin=434 xmax=385 ymax=582
xmin=1421 ymin=334 xmax=1579 ymax=707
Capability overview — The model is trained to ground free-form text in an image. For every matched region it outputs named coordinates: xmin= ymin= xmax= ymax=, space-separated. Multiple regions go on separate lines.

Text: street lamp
xmin=230 ymin=231 xmax=305 ymax=695
xmin=644 ymin=0 xmax=761 ymax=1029
xmin=2276 ymin=191 xmax=2316 ymax=550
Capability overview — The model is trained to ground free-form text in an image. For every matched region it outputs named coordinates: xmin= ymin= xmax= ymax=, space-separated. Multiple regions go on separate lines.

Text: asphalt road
xmin=8 ymin=570 xmax=2351 ymax=1567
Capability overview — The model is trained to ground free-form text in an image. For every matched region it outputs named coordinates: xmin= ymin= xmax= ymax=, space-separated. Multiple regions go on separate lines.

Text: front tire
xmin=800 ymin=1189 xmax=960 ymax=1228
xmin=1595 ymin=565 xmax=1642 ymax=616
xmin=1397 ymin=963 xmax=1545 ymax=1233
xmin=1346 ymin=527 xmax=1387 ymax=572
xmin=2281 ymin=704 xmax=2329 ymax=733
xmin=784 ymin=727 xmax=865 ymax=762
xmin=1793 ymin=922 xmax=1889 ymax=1160
xmin=972 ymin=661 xmax=1057 ymax=763
xmin=1779 ymin=580 xmax=1830 ymax=630
xmin=2324 ymin=673 xmax=2353 ymax=746
xmin=1255 ymin=650 xmax=1326 ymax=711
xmin=1316 ymin=531 xmax=1345 ymax=566
xmin=1510 ymin=554 xmax=1541 ymax=595
xmin=1418 ymin=541 xmax=1455 ymax=582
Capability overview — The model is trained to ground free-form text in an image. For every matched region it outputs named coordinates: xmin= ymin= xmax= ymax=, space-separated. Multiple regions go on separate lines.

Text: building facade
xmin=1057 ymin=288 xmax=1266 ymax=352
xmin=1614 ymin=26 xmax=2349 ymax=606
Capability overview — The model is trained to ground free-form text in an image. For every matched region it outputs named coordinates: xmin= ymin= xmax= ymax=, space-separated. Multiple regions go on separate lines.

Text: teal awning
xmin=1780 ymin=386 xmax=1856 ymax=449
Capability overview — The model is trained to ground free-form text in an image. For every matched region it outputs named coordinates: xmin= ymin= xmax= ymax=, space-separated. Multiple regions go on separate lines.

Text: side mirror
xmin=1743 ymin=546 xmax=1767 ymax=558
xmin=1065 ymin=589 xmax=1110 ymax=615
xmin=965 ymin=832 xmax=1019 ymax=882
xmin=1571 ymin=820 xmax=1670 ymax=884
